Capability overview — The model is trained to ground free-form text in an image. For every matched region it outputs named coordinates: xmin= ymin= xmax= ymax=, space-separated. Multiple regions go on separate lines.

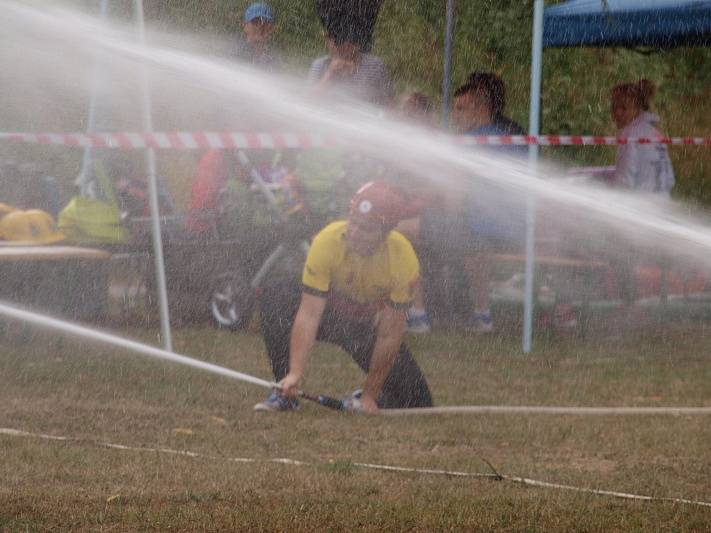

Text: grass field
xmin=1 ymin=317 xmax=711 ymax=531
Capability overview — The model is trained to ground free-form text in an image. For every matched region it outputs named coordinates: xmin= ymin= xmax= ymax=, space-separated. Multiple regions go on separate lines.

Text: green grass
xmin=1 ymin=320 xmax=710 ymax=530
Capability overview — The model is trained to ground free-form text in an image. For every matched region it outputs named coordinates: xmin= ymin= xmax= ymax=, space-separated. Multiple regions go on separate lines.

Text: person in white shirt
xmin=611 ymin=79 xmax=675 ymax=196
xmin=308 ymin=0 xmax=392 ymax=106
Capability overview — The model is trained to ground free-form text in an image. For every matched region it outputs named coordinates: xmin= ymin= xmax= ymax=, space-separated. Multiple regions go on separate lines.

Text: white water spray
xmin=0 ymin=301 xmax=277 ymax=389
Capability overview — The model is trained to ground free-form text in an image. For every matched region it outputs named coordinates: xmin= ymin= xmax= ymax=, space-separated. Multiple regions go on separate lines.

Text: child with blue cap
xmin=242 ymin=3 xmax=276 ymax=68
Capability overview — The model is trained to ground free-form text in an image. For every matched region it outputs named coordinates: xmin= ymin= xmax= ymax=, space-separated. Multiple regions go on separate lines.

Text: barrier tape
xmin=2 ymin=427 xmax=710 ymax=509
xmin=458 ymin=135 xmax=711 ymax=147
xmin=0 ymin=131 xmax=709 ymax=150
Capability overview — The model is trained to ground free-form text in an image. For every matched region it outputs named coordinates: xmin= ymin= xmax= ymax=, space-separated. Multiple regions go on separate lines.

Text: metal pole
xmin=78 ymin=0 xmax=110 ymax=196
xmin=134 ymin=0 xmax=173 ymax=351
xmin=442 ymin=0 xmax=455 ymax=128
xmin=523 ymin=0 xmax=545 ymax=353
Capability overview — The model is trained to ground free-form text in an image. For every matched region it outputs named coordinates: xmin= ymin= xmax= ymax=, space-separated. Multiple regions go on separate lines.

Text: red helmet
xmin=348 ymin=181 xmax=407 ymax=231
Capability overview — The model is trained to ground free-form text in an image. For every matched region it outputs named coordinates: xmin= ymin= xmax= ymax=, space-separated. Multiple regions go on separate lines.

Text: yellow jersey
xmin=302 ymin=220 xmax=419 ymax=318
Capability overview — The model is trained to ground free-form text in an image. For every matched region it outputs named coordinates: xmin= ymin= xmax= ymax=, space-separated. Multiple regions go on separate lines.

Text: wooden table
xmin=0 ymin=245 xmax=111 ymax=261
xmin=487 ymin=253 xmax=611 ymax=338
xmin=0 ymin=244 xmax=112 ymax=321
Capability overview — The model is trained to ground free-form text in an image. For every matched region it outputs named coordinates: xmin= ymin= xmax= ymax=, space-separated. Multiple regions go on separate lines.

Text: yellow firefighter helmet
xmin=0 ymin=209 xmax=65 ymax=244
xmin=0 ymin=203 xmax=17 ymax=218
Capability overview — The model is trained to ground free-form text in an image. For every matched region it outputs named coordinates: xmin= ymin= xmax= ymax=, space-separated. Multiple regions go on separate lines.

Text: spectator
xmin=308 ymin=0 xmax=393 ymax=106
xmin=253 ymin=181 xmax=433 ymax=413
xmin=453 ymin=72 xmax=525 ymax=142
xmin=611 ymin=79 xmax=675 ymax=195
xmin=607 ymin=80 xmax=676 ymax=306
xmin=224 ymin=2 xmax=279 ymax=196
xmin=394 ymin=91 xmax=435 ymax=333
xmin=185 ymin=150 xmax=231 ymax=236
xmin=452 ymin=72 xmax=526 ymax=334
xmin=238 ymin=2 xmax=277 ymax=70
xmin=290 ymin=0 xmax=391 ymax=230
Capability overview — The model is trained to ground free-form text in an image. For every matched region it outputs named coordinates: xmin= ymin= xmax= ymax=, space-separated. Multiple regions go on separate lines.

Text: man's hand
xmin=278 ymin=372 xmax=301 ymax=399
xmin=308 ymin=58 xmax=357 ymax=98
xmin=324 ymin=58 xmax=356 ymax=81
xmin=358 ymin=393 xmax=379 ymax=413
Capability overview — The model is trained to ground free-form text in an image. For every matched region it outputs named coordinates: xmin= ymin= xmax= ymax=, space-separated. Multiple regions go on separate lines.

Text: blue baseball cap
xmin=244 ymin=3 xmax=274 ymax=23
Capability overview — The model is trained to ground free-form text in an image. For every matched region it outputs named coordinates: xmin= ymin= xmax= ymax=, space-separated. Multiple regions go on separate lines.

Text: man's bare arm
xmin=361 ymin=305 xmax=406 ymax=411
xmin=279 ymin=292 xmax=326 ymax=396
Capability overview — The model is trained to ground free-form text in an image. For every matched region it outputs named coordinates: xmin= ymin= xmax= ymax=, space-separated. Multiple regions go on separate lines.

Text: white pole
xmin=523 ymin=0 xmax=545 ymax=353
xmin=78 ymin=0 xmax=110 ymax=196
xmin=134 ymin=0 xmax=173 ymax=351
xmin=442 ymin=0 xmax=455 ymax=128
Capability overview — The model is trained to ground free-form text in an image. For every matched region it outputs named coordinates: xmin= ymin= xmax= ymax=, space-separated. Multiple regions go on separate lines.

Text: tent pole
xmin=523 ymin=0 xmax=545 ymax=353
xmin=78 ymin=0 xmax=109 ymax=196
xmin=442 ymin=0 xmax=455 ymax=127
xmin=134 ymin=0 xmax=173 ymax=352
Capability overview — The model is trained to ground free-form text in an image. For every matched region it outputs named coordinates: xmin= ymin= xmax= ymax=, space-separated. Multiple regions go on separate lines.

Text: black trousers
xmin=260 ymin=282 xmax=433 ymax=409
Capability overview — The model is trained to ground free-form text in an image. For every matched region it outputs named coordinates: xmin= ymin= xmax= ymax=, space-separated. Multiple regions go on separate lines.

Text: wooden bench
xmin=486 ymin=253 xmax=611 ymax=337
xmin=488 ymin=254 xmax=608 ymax=270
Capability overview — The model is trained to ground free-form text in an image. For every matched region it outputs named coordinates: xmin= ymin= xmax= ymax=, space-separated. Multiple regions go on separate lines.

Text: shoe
xmin=465 ymin=312 xmax=493 ymax=334
xmin=340 ymin=389 xmax=364 ymax=412
xmin=553 ymin=303 xmax=578 ymax=330
xmin=253 ymin=390 xmax=299 ymax=412
xmin=492 ymin=272 xmax=525 ymax=301
xmin=407 ymin=311 xmax=431 ymax=334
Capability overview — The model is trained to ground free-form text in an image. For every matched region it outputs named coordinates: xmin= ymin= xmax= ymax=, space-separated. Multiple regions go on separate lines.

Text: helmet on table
xmin=0 ymin=202 xmax=17 ymax=219
xmin=0 ymin=209 xmax=65 ymax=244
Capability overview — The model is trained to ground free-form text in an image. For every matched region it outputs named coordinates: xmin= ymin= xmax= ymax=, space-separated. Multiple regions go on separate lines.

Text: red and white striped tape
xmin=1 ymin=131 xmax=709 ymax=150
xmin=0 ymin=132 xmax=339 ymax=150
xmin=457 ymin=135 xmax=711 ymax=147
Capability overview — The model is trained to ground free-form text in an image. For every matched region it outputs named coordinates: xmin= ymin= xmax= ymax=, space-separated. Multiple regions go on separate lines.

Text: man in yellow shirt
xmin=254 ymin=181 xmax=433 ymax=413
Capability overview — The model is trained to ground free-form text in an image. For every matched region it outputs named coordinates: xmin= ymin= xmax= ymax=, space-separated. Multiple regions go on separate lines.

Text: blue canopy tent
xmin=543 ymin=0 xmax=711 ymax=49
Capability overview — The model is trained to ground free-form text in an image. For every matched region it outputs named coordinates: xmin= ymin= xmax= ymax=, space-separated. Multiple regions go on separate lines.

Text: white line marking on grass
xmin=382 ymin=406 xmax=711 ymax=416
xmin=2 ymin=427 xmax=710 ymax=508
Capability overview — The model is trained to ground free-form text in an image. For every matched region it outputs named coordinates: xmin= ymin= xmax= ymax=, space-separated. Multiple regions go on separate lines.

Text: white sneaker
xmin=465 ymin=312 xmax=493 ymax=334
xmin=553 ymin=304 xmax=578 ymax=330
xmin=340 ymin=389 xmax=364 ymax=412
xmin=407 ymin=311 xmax=432 ymax=334
xmin=253 ymin=390 xmax=299 ymax=412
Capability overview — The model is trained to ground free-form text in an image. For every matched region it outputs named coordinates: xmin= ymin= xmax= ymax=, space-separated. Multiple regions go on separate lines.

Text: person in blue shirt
xmin=451 ymin=72 xmax=526 ymax=334
xmin=453 ymin=72 xmax=526 ymax=148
